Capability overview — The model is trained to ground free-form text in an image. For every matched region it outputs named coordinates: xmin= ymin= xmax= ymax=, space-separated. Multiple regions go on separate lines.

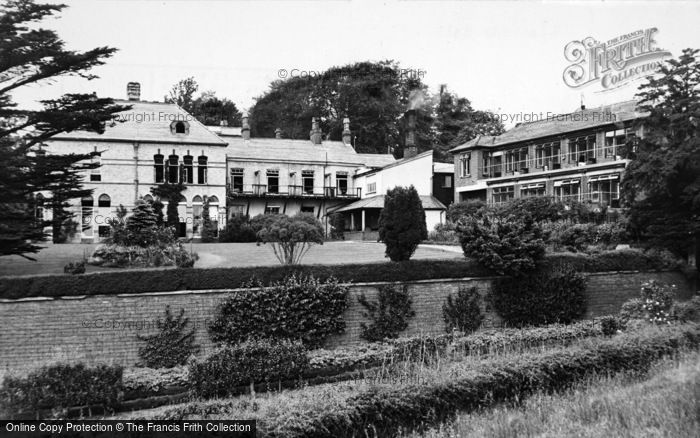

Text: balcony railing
xmin=228 ymin=184 xmax=361 ymax=199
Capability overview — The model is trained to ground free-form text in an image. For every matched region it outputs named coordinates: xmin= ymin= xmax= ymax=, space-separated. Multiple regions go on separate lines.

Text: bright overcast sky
xmin=10 ymin=0 xmax=700 ymax=127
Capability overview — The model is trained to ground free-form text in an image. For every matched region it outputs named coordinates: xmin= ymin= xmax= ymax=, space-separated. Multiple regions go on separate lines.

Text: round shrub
xmin=208 ymin=274 xmax=349 ymax=348
xmin=188 ymin=338 xmax=308 ymax=398
xmin=490 ymin=264 xmax=587 ymax=327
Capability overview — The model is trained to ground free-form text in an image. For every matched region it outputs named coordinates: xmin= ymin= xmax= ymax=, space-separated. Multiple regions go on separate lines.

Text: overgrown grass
xmin=118 ymin=324 xmax=700 ymax=438
xmin=408 ymin=351 xmax=700 ymax=438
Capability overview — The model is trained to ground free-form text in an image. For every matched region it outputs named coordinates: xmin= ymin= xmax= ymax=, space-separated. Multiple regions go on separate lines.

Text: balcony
xmin=228 ymin=184 xmax=361 ymax=199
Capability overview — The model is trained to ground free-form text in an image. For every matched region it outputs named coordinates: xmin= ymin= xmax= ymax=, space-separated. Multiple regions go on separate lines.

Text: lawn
xmin=0 ymin=241 xmax=463 ymax=277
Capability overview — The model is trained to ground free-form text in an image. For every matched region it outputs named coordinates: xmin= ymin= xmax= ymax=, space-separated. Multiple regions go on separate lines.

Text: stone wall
xmin=0 ymin=270 xmax=693 ymax=372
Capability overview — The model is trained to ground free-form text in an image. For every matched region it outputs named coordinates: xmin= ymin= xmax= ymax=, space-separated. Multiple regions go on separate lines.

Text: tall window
xmin=192 ymin=195 xmax=203 ymax=235
xmin=505 ymin=147 xmax=528 ymax=173
xmin=267 ymin=169 xmax=279 ymax=193
xmin=604 ymin=128 xmax=633 ymax=158
xmin=168 ymin=154 xmax=179 ymax=183
xmin=569 ymin=135 xmax=596 ymax=163
xmin=554 ymin=179 xmax=581 ymax=201
xmin=535 ymin=141 xmax=561 ymax=168
xmin=98 ymin=194 xmax=111 ymax=207
xmin=183 ymin=155 xmax=193 ymax=184
xmin=367 ymin=182 xmax=377 ymax=194
xmin=492 ymin=186 xmax=514 ymax=204
xmin=154 ymin=154 xmax=164 ymax=183
xmin=90 ymin=153 xmax=101 ymax=182
xmin=302 ymin=170 xmax=314 ymax=194
xmin=588 ymin=174 xmax=620 ymax=205
xmin=336 ymin=172 xmax=348 ymax=195
xmin=459 ymin=153 xmax=471 ymax=177
xmin=231 ymin=168 xmax=244 ymax=192
xmin=197 ymin=155 xmax=208 ymax=184
xmin=81 ymin=195 xmax=94 ymax=235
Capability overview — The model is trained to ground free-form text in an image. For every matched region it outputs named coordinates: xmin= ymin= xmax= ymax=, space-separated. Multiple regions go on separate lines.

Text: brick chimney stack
xmin=127 ymin=82 xmax=141 ymax=101
xmin=404 ymin=109 xmax=417 ymax=159
xmin=310 ymin=117 xmax=322 ymax=145
xmin=241 ymin=113 xmax=250 ymax=140
xmin=342 ymin=117 xmax=352 ymax=146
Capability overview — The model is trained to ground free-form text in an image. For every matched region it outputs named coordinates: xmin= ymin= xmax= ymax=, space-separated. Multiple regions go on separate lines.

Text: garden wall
xmin=0 ymin=270 xmax=693 ymax=372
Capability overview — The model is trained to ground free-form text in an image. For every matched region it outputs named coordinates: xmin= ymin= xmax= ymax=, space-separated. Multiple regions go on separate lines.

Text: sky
xmin=9 ymin=0 xmax=700 ymax=128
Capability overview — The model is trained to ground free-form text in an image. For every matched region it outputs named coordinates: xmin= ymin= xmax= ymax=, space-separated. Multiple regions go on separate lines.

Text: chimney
xmin=404 ymin=109 xmax=417 ymax=159
xmin=342 ymin=117 xmax=352 ymax=146
xmin=127 ymin=82 xmax=141 ymax=101
xmin=310 ymin=117 xmax=322 ymax=145
xmin=275 ymin=127 xmax=282 ymax=139
xmin=241 ymin=113 xmax=250 ymax=140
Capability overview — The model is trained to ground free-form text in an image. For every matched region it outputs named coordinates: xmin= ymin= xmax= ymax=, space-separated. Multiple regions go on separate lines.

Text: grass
xmin=0 ymin=242 xmax=461 ymax=277
xmin=408 ymin=351 xmax=700 ymax=438
xmin=115 ymin=324 xmax=698 ymax=432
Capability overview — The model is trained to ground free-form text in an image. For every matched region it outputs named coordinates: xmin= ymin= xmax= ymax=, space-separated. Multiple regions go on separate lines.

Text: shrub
xmin=219 ymin=215 xmax=257 ymax=243
xmin=257 ymin=213 xmax=324 ymax=265
xmin=63 ymin=260 xmax=85 ymax=275
xmin=209 ymin=274 xmax=349 ymax=348
xmin=492 ymin=197 xmax=565 ymax=223
xmin=0 ymin=363 xmax=123 ymax=418
xmin=619 ymin=298 xmax=645 ymax=321
xmin=137 ymin=306 xmax=200 ymax=368
xmin=442 ymin=286 xmax=483 ymax=333
xmin=446 ymin=200 xmax=485 ymax=223
xmin=599 ymin=315 xmax=623 ymax=336
xmin=358 ymin=284 xmax=415 ymax=342
xmin=640 ymin=280 xmax=676 ymax=325
xmin=90 ymin=242 xmax=196 ymax=268
xmin=490 ymin=264 xmax=587 ymax=327
xmin=188 ymin=338 xmax=308 ymax=398
xmin=200 ymin=197 xmax=218 ymax=243
xmin=672 ymin=296 xmax=700 ymax=322
xmin=428 ymin=222 xmax=458 ymax=244
xmin=329 ymin=212 xmax=345 ymax=240
xmin=457 ymin=211 xmax=547 ymax=276
xmin=378 ymin=186 xmax=427 ymax=261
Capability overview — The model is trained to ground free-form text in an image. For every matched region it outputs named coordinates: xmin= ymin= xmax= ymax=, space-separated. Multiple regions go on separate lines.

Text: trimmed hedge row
xmin=0 ymin=363 xmax=123 ymax=418
xmin=0 ymin=250 xmax=679 ymax=300
xmin=259 ymin=325 xmax=700 ymax=438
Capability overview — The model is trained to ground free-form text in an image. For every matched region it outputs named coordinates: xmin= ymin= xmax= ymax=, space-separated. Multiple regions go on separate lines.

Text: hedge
xmin=0 ymin=363 xmax=123 ymax=418
xmin=258 ymin=325 xmax=700 ymax=437
xmin=0 ymin=250 xmax=680 ymax=300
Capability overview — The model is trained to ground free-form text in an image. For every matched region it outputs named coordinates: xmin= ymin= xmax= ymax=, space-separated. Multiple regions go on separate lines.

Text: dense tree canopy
xmin=0 ymin=0 xmax=128 ymax=258
xmin=622 ymin=48 xmax=700 ymax=263
xmin=165 ymin=78 xmax=242 ymax=127
xmin=378 ymin=185 xmax=427 ymax=261
xmin=249 ymin=61 xmax=503 ymax=158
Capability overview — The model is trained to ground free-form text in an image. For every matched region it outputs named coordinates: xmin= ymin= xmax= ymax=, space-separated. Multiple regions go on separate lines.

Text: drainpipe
xmin=133 ymin=142 xmax=140 ymax=201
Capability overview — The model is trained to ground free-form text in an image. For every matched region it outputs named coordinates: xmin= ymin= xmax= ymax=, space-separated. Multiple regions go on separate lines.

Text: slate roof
xmin=225 ymin=137 xmax=397 ymax=167
xmin=450 ymin=100 xmax=646 ymax=153
xmin=333 ymin=194 xmax=446 ymax=212
xmin=52 ymin=100 xmax=227 ymax=146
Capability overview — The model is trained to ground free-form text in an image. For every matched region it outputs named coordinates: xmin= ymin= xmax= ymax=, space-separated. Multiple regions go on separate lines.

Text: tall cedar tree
xmin=0 ymin=0 xmax=129 ymax=258
xmin=200 ymin=196 xmax=217 ymax=242
xmin=622 ymin=48 xmax=700 ymax=265
xmin=150 ymin=182 xmax=186 ymax=232
xmin=378 ymin=186 xmax=427 ymax=261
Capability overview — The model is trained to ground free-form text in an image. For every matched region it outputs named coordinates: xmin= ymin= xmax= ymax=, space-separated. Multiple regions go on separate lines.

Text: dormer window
xmin=170 ymin=120 xmax=190 ymax=135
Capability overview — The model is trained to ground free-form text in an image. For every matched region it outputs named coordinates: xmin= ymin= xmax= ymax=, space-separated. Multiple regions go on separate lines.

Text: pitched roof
xmin=450 ymin=100 xmax=646 ymax=153
xmin=225 ymin=137 xmax=397 ymax=167
xmin=52 ymin=100 xmax=227 ymax=146
xmin=333 ymin=194 xmax=446 ymax=212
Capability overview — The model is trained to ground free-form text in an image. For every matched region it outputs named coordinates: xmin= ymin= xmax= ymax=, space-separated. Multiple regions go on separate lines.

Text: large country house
xmin=41 ymin=83 xmax=451 ymax=242
xmin=450 ymin=101 xmax=646 ymax=213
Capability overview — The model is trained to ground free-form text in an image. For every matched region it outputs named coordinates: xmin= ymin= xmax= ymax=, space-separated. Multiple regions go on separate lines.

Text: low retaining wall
xmin=0 ymin=270 xmax=693 ymax=372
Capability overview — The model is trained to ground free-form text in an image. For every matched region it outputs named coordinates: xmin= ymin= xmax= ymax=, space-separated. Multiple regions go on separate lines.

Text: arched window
xmin=192 ymin=195 xmax=203 ymax=203
xmin=175 ymin=121 xmax=186 ymax=134
xmin=168 ymin=154 xmax=179 ymax=183
xmin=143 ymin=194 xmax=154 ymax=203
xmin=98 ymin=194 xmax=111 ymax=208
xmin=197 ymin=155 xmax=208 ymax=184
xmin=154 ymin=154 xmax=164 ymax=183
xmin=208 ymin=195 xmax=219 ymax=204
xmin=81 ymin=195 xmax=94 ymax=207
